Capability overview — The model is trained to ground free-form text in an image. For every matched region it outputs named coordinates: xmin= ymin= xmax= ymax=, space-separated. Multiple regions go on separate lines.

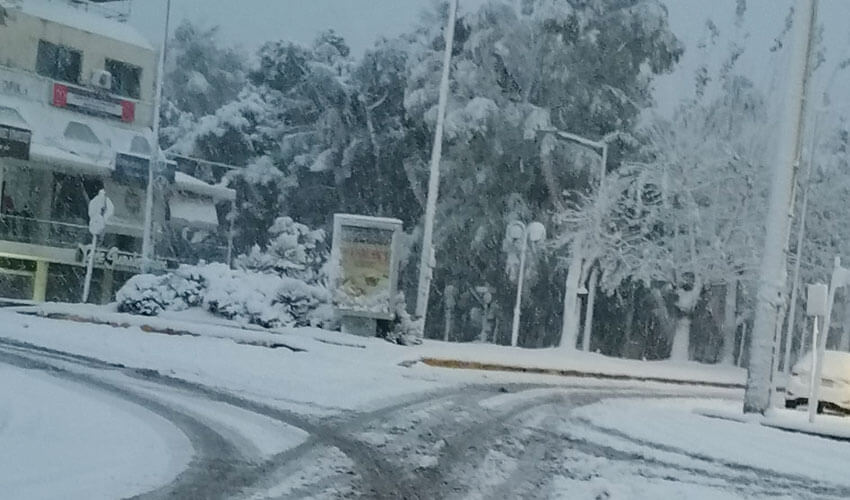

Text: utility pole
xmin=782 ymin=112 xmax=819 ymax=378
xmin=744 ymin=0 xmax=818 ymax=414
xmin=414 ymin=0 xmax=458 ymax=329
xmin=141 ymin=0 xmax=171 ymax=273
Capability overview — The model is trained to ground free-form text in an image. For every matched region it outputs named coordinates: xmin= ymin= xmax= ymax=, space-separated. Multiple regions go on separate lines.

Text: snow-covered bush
xmin=234 ymin=216 xmax=327 ymax=283
xmin=117 ymin=263 xmax=334 ymax=328
xmin=116 ymin=274 xmax=170 ymax=316
xmin=117 ymin=218 xmax=336 ymax=329
xmin=200 ymin=264 xmax=332 ymax=328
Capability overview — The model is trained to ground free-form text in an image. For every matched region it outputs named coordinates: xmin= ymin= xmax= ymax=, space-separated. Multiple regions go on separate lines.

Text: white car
xmin=785 ymin=350 xmax=850 ymax=413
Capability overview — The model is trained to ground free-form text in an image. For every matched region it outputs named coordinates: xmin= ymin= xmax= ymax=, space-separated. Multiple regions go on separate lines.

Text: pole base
xmin=341 ymin=315 xmax=377 ymax=337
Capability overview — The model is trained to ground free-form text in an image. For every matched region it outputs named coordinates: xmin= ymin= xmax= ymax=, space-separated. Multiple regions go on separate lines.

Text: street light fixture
xmin=536 ymin=128 xmax=609 ymax=350
xmin=509 ymin=220 xmax=546 ymax=347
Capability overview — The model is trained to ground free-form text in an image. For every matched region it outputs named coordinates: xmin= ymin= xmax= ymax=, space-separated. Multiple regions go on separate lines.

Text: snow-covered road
xmin=3 ymin=308 xmax=850 ymax=499
xmin=0 ymin=346 xmax=191 ymax=499
xmin=0 ymin=338 xmax=310 ymax=499
xmin=5 ymin=335 xmax=845 ymax=499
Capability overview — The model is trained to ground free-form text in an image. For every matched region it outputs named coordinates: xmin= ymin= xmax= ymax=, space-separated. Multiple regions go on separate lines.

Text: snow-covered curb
xmin=698 ymin=405 xmax=850 ymax=441
xmin=13 ymin=302 xmax=748 ymax=389
xmin=570 ymin=397 xmax=850 ymax=486
xmin=421 ymin=358 xmax=744 ymax=388
xmin=0 ymin=306 xmax=449 ymax=413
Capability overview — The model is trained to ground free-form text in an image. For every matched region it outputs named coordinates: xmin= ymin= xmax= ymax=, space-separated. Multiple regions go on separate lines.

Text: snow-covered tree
xmin=235 ymin=216 xmax=328 ymax=284
xmin=160 ymin=20 xmax=247 ymax=150
xmin=557 ymin=75 xmax=770 ymax=361
xmin=402 ymin=0 xmax=683 ymax=341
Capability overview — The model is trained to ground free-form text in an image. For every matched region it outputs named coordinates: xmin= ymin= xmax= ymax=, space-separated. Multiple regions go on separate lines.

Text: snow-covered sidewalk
xmin=570 ymin=397 xmax=850 ymax=489
xmin=0 ymin=306 xmax=447 ymax=414
xmin=419 ymin=341 xmax=745 ymax=388
xmin=698 ymin=402 xmax=850 ymax=440
xmin=14 ymin=302 xmax=747 ymax=389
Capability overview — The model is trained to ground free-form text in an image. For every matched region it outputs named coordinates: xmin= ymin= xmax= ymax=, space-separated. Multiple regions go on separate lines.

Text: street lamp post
xmin=509 ymin=221 xmax=545 ymax=347
xmin=536 ymin=129 xmax=608 ymax=350
xmin=141 ymin=0 xmax=172 ymax=274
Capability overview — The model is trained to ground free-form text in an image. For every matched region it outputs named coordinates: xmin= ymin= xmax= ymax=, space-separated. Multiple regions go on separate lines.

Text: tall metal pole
xmin=142 ymin=0 xmax=172 ymax=273
xmin=510 ymin=226 xmax=529 ymax=347
xmin=783 ymin=112 xmax=819 ymax=377
xmin=582 ymin=143 xmax=607 ymax=350
xmin=581 ymin=268 xmax=599 ymax=351
xmin=807 ymin=315 xmax=820 ymax=423
xmin=81 ymin=233 xmax=98 ymax=303
xmin=415 ymin=0 xmax=458 ymax=327
xmin=744 ymin=0 xmax=817 ymax=414
xmin=560 ymin=140 xmax=606 ymax=350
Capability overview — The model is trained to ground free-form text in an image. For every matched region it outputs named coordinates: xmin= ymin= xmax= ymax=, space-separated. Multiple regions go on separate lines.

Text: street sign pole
xmin=82 ymin=190 xmax=114 ymax=303
xmin=806 ymin=282 xmax=828 ymax=423
xmin=807 ymin=315 xmax=820 ymax=423
xmin=81 ymin=233 xmax=98 ymax=303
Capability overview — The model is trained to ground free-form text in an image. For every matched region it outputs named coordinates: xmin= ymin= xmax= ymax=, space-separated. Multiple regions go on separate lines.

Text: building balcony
xmin=0 ymin=212 xmax=89 ymax=250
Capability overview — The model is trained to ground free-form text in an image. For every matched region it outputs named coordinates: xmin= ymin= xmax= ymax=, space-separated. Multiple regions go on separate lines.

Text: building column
xmin=36 ymin=170 xmax=55 ymax=244
xmin=100 ymin=268 xmax=114 ymax=305
xmin=33 ymin=261 xmax=48 ymax=303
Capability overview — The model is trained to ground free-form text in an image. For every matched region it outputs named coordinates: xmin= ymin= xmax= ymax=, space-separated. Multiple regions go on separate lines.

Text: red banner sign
xmin=52 ymin=83 xmax=135 ymax=123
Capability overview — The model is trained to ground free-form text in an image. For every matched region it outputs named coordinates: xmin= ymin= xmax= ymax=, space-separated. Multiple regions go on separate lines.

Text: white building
xmin=0 ymin=0 xmax=234 ymax=303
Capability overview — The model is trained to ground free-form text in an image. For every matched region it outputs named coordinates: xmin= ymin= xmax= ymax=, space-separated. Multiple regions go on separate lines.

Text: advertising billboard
xmin=332 ymin=214 xmax=402 ymax=320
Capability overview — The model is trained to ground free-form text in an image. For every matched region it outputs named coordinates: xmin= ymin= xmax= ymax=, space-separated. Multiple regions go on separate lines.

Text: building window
xmin=105 ymin=59 xmax=141 ymax=99
xmin=51 ymin=173 xmax=102 ymax=225
xmin=36 ymin=40 xmax=82 ymax=83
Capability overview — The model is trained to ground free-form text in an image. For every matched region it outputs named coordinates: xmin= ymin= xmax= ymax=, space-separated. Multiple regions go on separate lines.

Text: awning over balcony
xmin=168 ymin=195 xmax=219 ymax=230
xmin=0 ymin=96 xmax=154 ymax=178
xmin=174 ymin=172 xmax=236 ymax=202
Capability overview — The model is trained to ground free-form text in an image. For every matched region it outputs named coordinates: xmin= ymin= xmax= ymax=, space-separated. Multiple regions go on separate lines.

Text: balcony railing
xmin=0 ymin=213 xmax=89 ymax=248
xmin=0 ymin=213 xmax=232 ymax=271
xmin=156 ymin=227 xmax=231 ymax=268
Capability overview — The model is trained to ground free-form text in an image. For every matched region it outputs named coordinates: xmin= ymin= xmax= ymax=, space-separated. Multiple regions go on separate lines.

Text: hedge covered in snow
xmin=116 ymin=263 xmax=334 ymax=328
xmin=116 ymin=217 xmax=335 ymax=329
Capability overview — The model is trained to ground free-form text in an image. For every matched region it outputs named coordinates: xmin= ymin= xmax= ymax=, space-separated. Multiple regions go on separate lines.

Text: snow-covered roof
xmin=169 ymin=195 xmax=219 ymax=229
xmin=174 ymin=172 xmax=236 ymax=202
xmin=12 ymin=0 xmax=154 ymax=50
xmin=333 ymin=213 xmax=403 ymax=229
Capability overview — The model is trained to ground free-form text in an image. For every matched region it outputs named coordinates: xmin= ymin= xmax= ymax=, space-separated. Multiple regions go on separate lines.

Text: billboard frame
xmin=331 ymin=213 xmax=403 ymax=321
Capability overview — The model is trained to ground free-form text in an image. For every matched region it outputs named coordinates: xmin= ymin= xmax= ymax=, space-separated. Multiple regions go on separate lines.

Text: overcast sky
xmin=128 ymin=0 xmax=850 ymax=118
xmin=129 ymin=0 xmax=490 ymax=56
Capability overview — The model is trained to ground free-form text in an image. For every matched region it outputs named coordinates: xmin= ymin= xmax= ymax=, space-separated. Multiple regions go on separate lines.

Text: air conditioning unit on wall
xmin=91 ymin=69 xmax=113 ymax=91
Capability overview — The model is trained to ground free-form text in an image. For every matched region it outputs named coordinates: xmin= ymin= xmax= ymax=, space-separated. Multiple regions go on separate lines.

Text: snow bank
xmin=571 ymin=397 xmax=850 ymax=487
xmin=418 ymin=341 xmax=746 ymax=387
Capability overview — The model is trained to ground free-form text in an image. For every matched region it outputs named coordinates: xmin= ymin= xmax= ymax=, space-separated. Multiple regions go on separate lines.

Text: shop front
xmin=0 ymin=84 xmax=161 ymax=303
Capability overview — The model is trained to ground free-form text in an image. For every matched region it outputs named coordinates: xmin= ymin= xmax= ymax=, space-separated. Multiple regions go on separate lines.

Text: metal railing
xmin=0 ymin=213 xmax=233 ymax=271
xmin=156 ymin=229 xmax=231 ymax=268
xmin=0 ymin=213 xmax=89 ymax=248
